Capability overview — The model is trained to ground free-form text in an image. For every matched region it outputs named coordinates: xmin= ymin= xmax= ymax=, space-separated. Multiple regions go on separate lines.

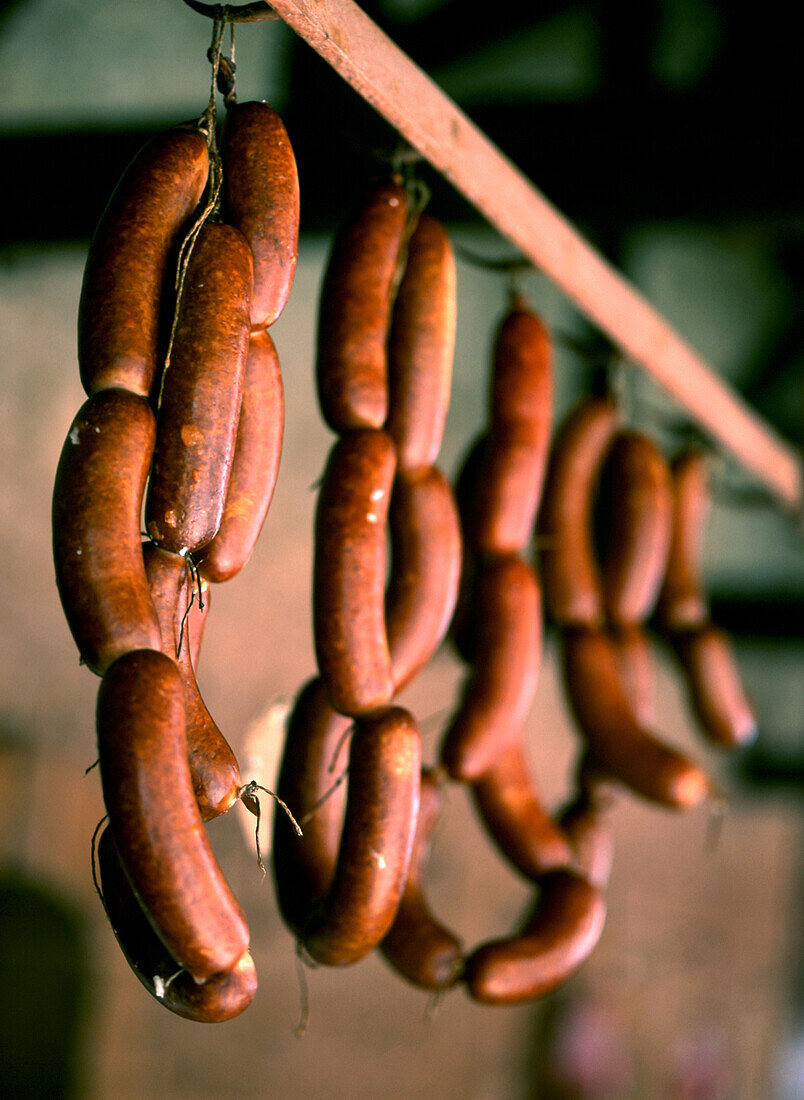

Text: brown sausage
xmin=142 ymin=544 xmax=241 ymax=819
xmin=468 ymin=298 xmax=554 ymax=554
xmin=97 ymin=826 xmax=256 ymax=1023
xmin=440 ymin=556 xmax=543 ymax=782
xmin=313 ymin=429 xmax=396 ymax=716
xmin=198 ymin=329 xmax=284 ymax=583
xmin=471 ymin=742 xmax=575 ymax=882
xmin=609 ymin=622 xmax=657 ymax=729
xmin=657 ymin=447 xmax=712 ymax=632
xmin=380 ymin=769 xmax=464 ymax=991
xmin=464 ymin=870 xmax=607 ymax=1005
xmin=272 ymin=677 xmax=352 ymax=935
xmin=538 ymin=398 xmax=620 ymax=627
xmin=673 ymin=625 xmax=757 ymax=747
xmin=222 ymin=100 xmax=299 ymax=328
xmin=145 ymin=222 xmax=253 ymax=554
xmin=386 ymin=466 xmax=462 ymax=692
xmin=52 ymin=388 xmax=161 ymax=675
xmin=302 ymin=706 xmax=421 ymax=967
xmin=78 ymin=125 xmax=209 ymax=398
xmin=600 ymin=430 xmax=673 ymax=625
xmin=97 ymin=648 xmax=249 ymax=980
xmin=561 ymin=627 xmax=709 ymax=809
xmin=557 ymin=792 xmax=615 ymax=890
xmin=385 ymin=214 xmax=456 ymax=472
xmin=316 ymin=181 xmax=408 ymax=431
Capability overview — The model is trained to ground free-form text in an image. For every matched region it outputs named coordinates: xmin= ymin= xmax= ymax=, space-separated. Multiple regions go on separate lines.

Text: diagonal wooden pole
xmin=262 ymin=0 xmax=801 ymax=513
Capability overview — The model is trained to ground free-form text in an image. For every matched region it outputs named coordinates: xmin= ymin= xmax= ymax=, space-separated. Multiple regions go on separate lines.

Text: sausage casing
xmin=385 ymin=214 xmax=456 ymax=472
xmin=78 ymin=125 xmax=209 ymax=398
xmin=658 ymin=447 xmax=712 ymax=632
xmin=222 ymin=100 xmax=299 ymax=328
xmin=386 ymin=466 xmax=462 ymax=692
xmin=313 ymin=429 xmax=396 ymax=716
xmin=198 ymin=329 xmax=284 ymax=583
xmin=464 ymin=870 xmax=606 ymax=1005
xmin=316 ymin=182 xmax=408 ymax=431
xmin=145 ymin=222 xmax=253 ymax=553
xmin=97 ymin=648 xmax=249 ymax=980
xmin=674 ymin=625 xmax=757 ymax=747
xmin=52 ymin=388 xmax=161 ymax=675
xmin=303 ymin=707 xmax=421 ymax=967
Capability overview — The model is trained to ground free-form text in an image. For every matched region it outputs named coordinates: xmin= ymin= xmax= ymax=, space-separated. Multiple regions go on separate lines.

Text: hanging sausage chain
xmin=52 ymin=59 xmax=757 ymax=1021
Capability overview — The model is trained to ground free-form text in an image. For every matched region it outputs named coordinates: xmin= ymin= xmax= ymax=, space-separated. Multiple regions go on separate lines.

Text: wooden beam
xmin=265 ymin=0 xmax=802 ymax=514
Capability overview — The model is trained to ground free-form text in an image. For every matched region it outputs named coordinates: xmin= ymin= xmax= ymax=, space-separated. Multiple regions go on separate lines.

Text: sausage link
xmin=561 ymin=627 xmax=709 ymax=809
xmin=222 ymin=100 xmax=299 ymax=328
xmin=609 ymin=622 xmax=657 ymax=729
xmin=52 ymin=388 xmax=161 ymax=675
xmin=198 ymin=329 xmax=284 ymax=583
xmin=386 ymin=466 xmax=462 ymax=692
xmin=313 ymin=429 xmax=396 ymax=716
xmin=440 ymin=556 xmax=543 ymax=782
xmin=557 ymin=792 xmax=615 ymax=890
xmin=471 ymin=742 xmax=575 ymax=882
xmin=600 ymin=430 xmax=673 ymax=625
xmin=316 ymin=181 xmax=409 ymax=431
xmin=385 ymin=214 xmax=456 ymax=472
xmin=78 ymin=125 xmax=209 ymax=398
xmin=97 ymin=827 xmax=256 ymax=1023
xmin=538 ymin=398 xmax=620 ymax=627
xmin=97 ymin=648 xmax=249 ymax=980
xmin=674 ymin=625 xmax=757 ymax=747
xmin=143 ymin=544 xmax=241 ymax=819
xmin=380 ymin=768 xmax=464 ymax=991
xmin=302 ymin=706 xmax=421 ymax=967
xmin=145 ymin=222 xmax=253 ymax=554
xmin=272 ymin=677 xmax=351 ymax=935
xmin=464 ymin=870 xmax=607 ymax=1005
xmin=657 ymin=447 xmax=712 ymax=632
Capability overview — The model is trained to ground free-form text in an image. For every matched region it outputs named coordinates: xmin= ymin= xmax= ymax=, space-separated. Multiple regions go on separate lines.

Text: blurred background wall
xmin=1 ymin=2 xmax=802 ymax=1097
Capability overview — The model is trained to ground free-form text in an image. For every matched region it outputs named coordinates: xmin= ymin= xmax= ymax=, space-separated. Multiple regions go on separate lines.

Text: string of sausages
xmin=52 ymin=99 xmax=299 ymax=1022
xmin=53 ymin=101 xmax=758 ymax=1022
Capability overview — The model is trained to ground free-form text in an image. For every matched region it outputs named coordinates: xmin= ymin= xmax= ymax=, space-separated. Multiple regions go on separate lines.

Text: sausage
xmin=143 ymin=544 xmax=241 ymax=819
xmin=673 ymin=625 xmax=757 ymax=747
xmin=97 ymin=648 xmax=249 ymax=980
xmin=440 ymin=556 xmax=543 ymax=782
xmin=468 ymin=299 xmax=554 ymax=554
xmin=222 ymin=100 xmax=299 ymax=328
xmin=198 ymin=329 xmax=284 ymax=583
xmin=657 ymin=447 xmax=712 ymax=632
xmin=78 ymin=125 xmax=210 ymax=398
xmin=145 ymin=222 xmax=253 ymax=554
xmin=609 ymin=622 xmax=657 ymax=729
xmin=316 ymin=181 xmax=409 ymax=431
xmin=97 ymin=827 xmax=256 ymax=1023
xmin=302 ymin=706 xmax=421 ymax=967
xmin=385 ymin=214 xmax=456 ymax=472
xmin=52 ymin=388 xmax=161 ymax=675
xmin=471 ymin=742 xmax=575 ymax=882
xmin=386 ymin=466 xmax=462 ymax=692
xmin=380 ymin=769 xmax=464 ymax=990
xmin=272 ymin=677 xmax=352 ymax=935
xmin=561 ymin=627 xmax=709 ymax=809
xmin=538 ymin=398 xmax=620 ymax=627
xmin=600 ymin=430 xmax=673 ymax=625
xmin=313 ymin=429 xmax=396 ymax=716
xmin=557 ymin=792 xmax=614 ymax=890
xmin=464 ymin=870 xmax=607 ymax=1005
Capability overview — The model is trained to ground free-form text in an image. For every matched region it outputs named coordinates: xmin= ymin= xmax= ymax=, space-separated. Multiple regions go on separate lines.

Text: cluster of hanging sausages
xmin=56 ymin=102 xmax=756 ymax=1020
xmin=52 ymin=100 xmax=299 ymax=1021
